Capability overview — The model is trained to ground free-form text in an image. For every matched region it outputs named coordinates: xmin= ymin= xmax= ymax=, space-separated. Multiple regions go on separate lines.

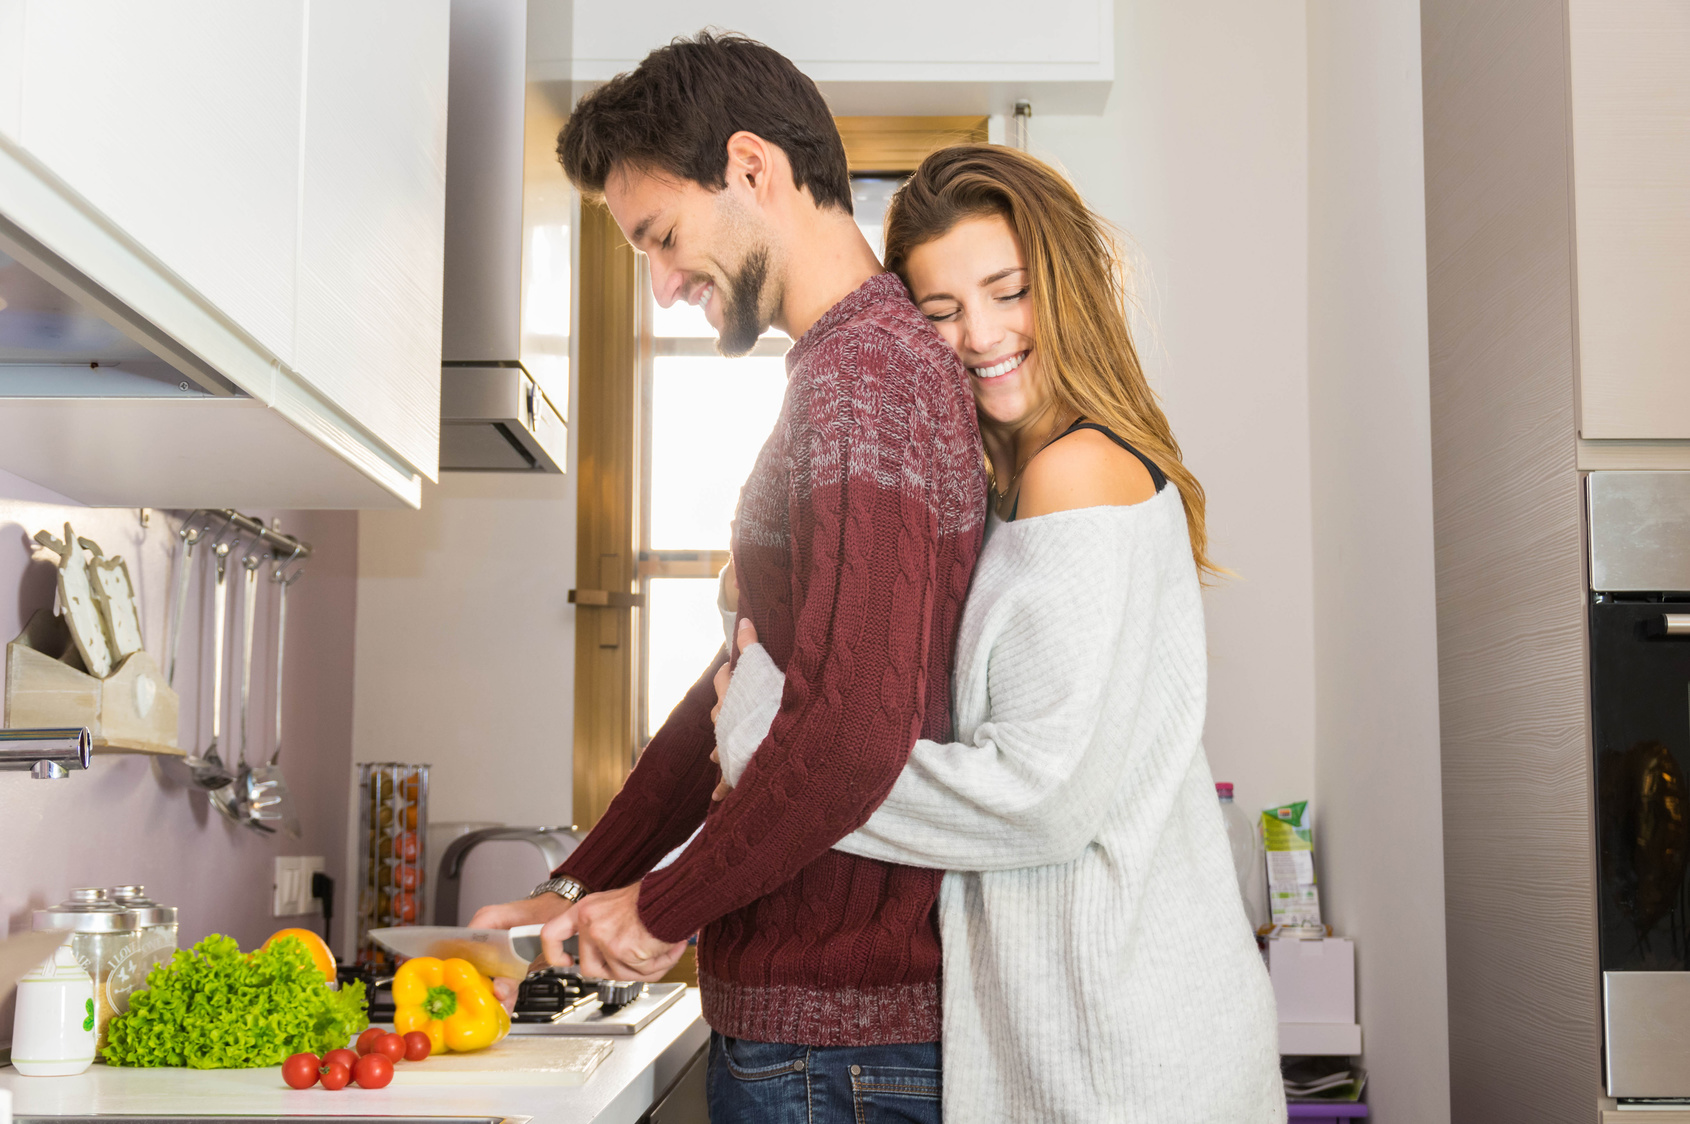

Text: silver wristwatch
xmin=529 ymin=876 xmax=586 ymax=903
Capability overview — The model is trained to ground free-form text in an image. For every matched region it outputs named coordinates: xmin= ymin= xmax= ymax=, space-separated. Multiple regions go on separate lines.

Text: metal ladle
xmin=232 ymin=549 xmax=274 ymax=834
xmin=245 ymin=551 xmax=302 ymax=837
xmin=165 ymin=522 xmax=202 ymax=689
xmin=195 ymin=539 xmax=242 ymax=807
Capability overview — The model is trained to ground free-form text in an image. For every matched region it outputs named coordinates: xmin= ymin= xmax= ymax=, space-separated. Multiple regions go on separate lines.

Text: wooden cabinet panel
xmin=1569 ymin=0 xmax=1690 ymax=439
xmin=16 ymin=1 xmax=305 ymax=366
xmin=293 ymin=0 xmax=450 ymax=479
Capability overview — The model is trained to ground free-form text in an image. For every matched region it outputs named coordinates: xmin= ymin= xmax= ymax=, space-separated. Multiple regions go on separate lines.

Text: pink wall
xmin=0 ymin=470 xmax=358 ymax=1048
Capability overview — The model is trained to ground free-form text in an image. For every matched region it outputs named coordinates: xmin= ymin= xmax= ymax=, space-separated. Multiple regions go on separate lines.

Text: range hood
xmin=439 ymin=0 xmax=573 ymax=473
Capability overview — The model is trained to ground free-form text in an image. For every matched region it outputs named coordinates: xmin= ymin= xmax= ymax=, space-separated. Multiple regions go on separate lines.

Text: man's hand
xmin=467 ymin=893 xmax=574 ymax=1011
xmin=545 ymin=884 xmax=688 ymax=982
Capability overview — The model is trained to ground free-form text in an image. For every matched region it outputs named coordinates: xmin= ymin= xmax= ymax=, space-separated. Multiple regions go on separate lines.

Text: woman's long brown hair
xmin=884 ymin=144 xmax=1219 ymax=580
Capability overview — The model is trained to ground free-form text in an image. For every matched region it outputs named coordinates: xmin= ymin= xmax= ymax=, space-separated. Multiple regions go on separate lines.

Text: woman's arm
xmin=717 ymin=518 xmax=1172 ymax=871
xmin=715 ymin=440 xmax=1176 ymax=871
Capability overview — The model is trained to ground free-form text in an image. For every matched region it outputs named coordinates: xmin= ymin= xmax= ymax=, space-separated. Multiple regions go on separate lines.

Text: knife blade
xmin=0 ymin=929 xmax=72 ymax=998
xmin=367 ymin=924 xmax=576 ymax=979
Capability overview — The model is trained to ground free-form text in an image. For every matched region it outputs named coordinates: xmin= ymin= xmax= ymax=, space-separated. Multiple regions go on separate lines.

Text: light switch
xmin=272 ymin=855 xmax=325 ymax=917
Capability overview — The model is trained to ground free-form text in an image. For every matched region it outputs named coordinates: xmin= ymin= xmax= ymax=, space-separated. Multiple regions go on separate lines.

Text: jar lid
xmin=33 ymin=888 xmax=139 ymax=932
xmin=109 ymin=885 xmax=177 ymax=926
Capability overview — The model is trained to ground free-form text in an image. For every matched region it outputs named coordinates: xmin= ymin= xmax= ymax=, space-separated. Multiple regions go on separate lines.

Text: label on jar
xmin=104 ymin=936 xmax=144 ymax=1017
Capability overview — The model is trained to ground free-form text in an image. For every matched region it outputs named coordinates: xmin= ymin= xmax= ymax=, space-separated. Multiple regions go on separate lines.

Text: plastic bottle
xmin=1216 ymin=782 xmax=1269 ymax=932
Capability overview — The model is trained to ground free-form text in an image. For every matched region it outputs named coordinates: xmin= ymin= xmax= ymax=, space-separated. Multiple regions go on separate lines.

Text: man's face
xmin=603 ymin=164 xmax=777 ymax=357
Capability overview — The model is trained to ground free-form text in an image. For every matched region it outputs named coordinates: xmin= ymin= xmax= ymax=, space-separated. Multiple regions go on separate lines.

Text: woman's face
xmin=904 ymin=214 xmax=1047 ymax=429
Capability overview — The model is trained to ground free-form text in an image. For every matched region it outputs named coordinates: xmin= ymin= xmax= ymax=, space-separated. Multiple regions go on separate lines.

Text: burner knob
xmin=596 ymin=979 xmax=644 ymax=1009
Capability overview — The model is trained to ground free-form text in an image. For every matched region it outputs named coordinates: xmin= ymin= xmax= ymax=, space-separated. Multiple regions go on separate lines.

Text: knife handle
xmin=508 ymin=923 xmax=577 ymax=966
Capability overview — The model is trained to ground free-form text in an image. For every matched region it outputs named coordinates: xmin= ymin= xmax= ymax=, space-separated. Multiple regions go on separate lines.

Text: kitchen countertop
xmin=0 ymin=991 xmax=707 ymax=1124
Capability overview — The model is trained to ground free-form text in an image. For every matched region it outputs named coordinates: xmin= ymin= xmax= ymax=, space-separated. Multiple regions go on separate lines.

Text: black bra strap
xmin=1006 ymin=418 xmax=1167 ymax=521
xmin=1051 ymin=419 xmax=1169 ymax=491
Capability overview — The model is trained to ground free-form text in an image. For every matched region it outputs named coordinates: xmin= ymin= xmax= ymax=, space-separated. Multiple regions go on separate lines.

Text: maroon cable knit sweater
xmin=556 ymin=272 xmax=986 ymax=1046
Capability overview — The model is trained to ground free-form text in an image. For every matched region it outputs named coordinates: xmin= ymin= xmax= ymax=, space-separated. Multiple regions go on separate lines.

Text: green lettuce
xmin=102 ymin=933 xmax=367 ymax=1068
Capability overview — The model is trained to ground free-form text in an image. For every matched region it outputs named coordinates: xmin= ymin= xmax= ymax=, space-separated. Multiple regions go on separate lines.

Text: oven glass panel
xmin=1591 ymin=596 xmax=1690 ymax=972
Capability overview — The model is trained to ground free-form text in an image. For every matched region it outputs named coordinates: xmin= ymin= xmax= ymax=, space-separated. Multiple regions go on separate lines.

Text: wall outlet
xmin=273 ymin=856 xmax=325 ymax=917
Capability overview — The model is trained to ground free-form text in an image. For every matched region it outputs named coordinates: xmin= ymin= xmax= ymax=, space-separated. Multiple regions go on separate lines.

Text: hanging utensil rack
xmin=180 ymin=509 xmax=312 ymax=579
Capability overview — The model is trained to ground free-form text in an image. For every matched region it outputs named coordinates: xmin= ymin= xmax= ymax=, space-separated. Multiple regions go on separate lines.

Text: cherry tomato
xmin=402 ymin=1030 xmax=432 ymax=1061
xmin=282 ymin=1052 xmax=320 ymax=1089
xmin=356 ymin=1027 xmax=387 ymax=1056
xmin=353 ymin=1052 xmax=394 ymax=1089
xmin=319 ymin=1060 xmax=352 ymax=1091
xmin=323 ymin=1047 xmax=359 ymax=1071
xmin=374 ymin=1032 xmax=405 ymax=1063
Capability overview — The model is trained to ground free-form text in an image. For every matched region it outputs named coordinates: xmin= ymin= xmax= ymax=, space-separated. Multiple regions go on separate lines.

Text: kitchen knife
xmin=367 ymin=924 xmax=576 ymax=979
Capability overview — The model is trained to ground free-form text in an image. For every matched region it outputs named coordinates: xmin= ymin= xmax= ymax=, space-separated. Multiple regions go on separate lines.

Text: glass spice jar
xmin=107 ymin=885 xmax=179 ymax=1008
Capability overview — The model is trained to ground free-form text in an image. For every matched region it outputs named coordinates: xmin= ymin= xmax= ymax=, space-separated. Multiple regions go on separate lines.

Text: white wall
xmin=1306 ymin=2 xmax=1450 ymax=1120
xmin=1034 ymin=3 xmax=1452 ymax=1117
xmin=1031 ymin=0 xmax=1316 ymax=818
xmin=351 ymin=469 xmax=577 ymax=831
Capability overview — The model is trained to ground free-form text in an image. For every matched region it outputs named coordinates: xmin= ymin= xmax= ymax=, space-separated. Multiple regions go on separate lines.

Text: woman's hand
xmin=710 ymin=618 xmax=759 ymax=801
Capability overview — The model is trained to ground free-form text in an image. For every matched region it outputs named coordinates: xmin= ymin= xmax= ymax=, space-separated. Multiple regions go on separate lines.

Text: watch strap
xmin=530 ymin=876 xmax=586 ymax=903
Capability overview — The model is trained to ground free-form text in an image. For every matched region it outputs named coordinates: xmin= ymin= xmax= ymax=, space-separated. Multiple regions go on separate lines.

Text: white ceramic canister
xmin=32 ymin=888 xmax=140 ymax=1050
xmin=107 ymin=885 xmax=178 ymax=1008
xmin=10 ymin=943 xmax=97 ymax=1076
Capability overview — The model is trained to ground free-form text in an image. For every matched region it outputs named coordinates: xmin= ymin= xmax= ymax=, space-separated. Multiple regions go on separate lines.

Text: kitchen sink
xmin=16 ymin=1118 xmax=529 ymax=1124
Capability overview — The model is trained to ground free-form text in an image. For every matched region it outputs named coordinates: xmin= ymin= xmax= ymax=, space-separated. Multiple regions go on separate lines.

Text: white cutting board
xmin=388 ymin=1036 xmax=615 ymax=1085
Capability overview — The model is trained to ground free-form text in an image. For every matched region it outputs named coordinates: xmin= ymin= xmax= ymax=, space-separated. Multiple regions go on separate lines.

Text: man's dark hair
xmin=558 ymin=31 xmax=852 ymax=214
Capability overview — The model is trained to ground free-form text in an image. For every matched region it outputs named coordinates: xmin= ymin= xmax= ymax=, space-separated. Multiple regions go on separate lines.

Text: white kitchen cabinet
xmin=0 ymin=0 xmax=451 ymax=508
xmin=1569 ymin=0 xmax=1690 ymax=441
xmin=568 ymin=0 xmax=1113 ymax=114
xmin=15 ymin=1 xmax=305 ymax=366
xmin=294 ymin=0 xmax=451 ymax=480
xmin=0 ymin=2 xmax=24 ymax=141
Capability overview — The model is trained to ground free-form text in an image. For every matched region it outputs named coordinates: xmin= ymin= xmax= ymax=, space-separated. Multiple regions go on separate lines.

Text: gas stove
xmin=509 ymin=968 xmax=687 ymax=1035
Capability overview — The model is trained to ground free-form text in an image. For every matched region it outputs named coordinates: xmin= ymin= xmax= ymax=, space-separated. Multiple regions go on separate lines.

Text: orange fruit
xmin=264 ymin=927 xmax=337 ymax=981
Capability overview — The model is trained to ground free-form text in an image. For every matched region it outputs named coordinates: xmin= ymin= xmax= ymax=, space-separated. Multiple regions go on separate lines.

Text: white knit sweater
xmin=715 ymin=485 xmax=1286 ymax=1123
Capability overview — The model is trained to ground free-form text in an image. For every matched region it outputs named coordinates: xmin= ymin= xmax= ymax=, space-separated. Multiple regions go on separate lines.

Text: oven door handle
xmin=1644 ymin=613 xmax=1690 ymax=637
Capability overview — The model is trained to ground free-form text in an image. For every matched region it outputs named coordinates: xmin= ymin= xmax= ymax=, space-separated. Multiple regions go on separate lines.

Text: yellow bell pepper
xmin=391 ymin=956 xmax=510 ymax=1053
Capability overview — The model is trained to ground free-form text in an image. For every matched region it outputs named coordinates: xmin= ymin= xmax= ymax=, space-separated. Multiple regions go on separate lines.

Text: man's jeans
xmin=707 ymin=1031 xmax=942 ymax=1123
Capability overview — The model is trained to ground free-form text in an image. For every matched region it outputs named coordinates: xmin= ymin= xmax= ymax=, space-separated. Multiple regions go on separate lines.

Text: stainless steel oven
xmin=1589 ymin=471 xmax=1690 ymax=1099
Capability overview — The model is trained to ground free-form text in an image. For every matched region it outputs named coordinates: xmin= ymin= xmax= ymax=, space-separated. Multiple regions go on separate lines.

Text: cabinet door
xmin=573 ymin=0 xmax=1111 ymax=83
xmin=1570 ymin=1 xmax=1690 ymax=439
xmin=0 ymin=1 xmax=22 ymax=140
xmin=13 ymin=1 xmax=305 ymax=367
xmin=294 ymin=0 xmax=450 ymax=479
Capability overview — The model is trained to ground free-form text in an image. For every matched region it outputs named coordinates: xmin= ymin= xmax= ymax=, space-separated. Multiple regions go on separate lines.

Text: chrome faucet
xmin=434 ymin=825 xmax=580 ymax=926
xmin=0 ymin=727 xmax=93 ymax=779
